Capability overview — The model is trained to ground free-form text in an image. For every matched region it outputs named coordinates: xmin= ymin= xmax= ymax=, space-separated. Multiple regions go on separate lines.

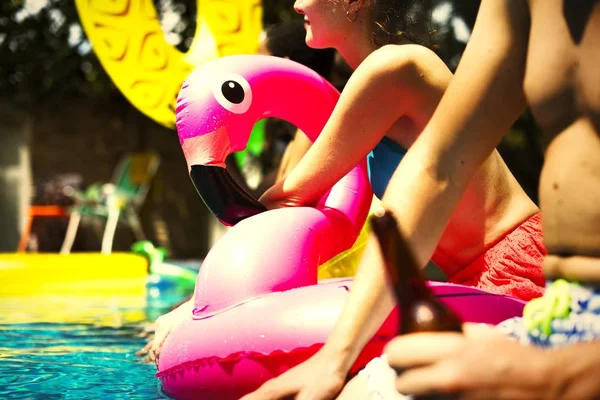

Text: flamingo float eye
xmin=212 ymin=73 xmax=252 ymax=114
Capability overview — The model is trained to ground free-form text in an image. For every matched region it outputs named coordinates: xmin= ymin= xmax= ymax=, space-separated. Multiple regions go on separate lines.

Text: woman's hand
xmin=139 ymin=300 xmax=193 ymax=365
xmin=135 ymin=323 xmax=156 ymax=362
xmin=258 ymin=180 xmax=312 ymax=210
xmin=240 ymin=347 xmax=348 ymax=400
xmin=384 ymin=323 xmax=551 ymax=399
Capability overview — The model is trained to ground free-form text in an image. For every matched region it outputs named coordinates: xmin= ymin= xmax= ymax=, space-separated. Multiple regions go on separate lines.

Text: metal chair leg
xmin=125 ymin=210 xmax=146 ymax=242
xmin=60 ymin=211 xmax=81 ymax=255
xmin=101 ymin=207 xmax=120 ymax=255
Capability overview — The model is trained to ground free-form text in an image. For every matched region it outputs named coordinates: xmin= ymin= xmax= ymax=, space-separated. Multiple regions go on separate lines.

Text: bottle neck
xmin=395 ymin=277 xmax=433 ymax=309
xmin=372 ymin=213 xmax=432 ymax=305
xmin=370 ymin=212 xmax=463 ymax=335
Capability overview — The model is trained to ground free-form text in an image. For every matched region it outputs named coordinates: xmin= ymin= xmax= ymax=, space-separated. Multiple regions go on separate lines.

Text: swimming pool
xmin=0 ymin=278 xmax=192 ymax=399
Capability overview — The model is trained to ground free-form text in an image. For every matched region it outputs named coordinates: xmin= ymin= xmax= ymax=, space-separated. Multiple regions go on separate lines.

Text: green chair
xmin=60 ymin=152 xmax=160 ymax=255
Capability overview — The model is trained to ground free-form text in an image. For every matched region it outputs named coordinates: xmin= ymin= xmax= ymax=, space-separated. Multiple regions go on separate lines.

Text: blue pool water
xmin=0 ymin=321 xmax=166 ymax=399
xmin=0 ymin=274 xmax=194 ymax=399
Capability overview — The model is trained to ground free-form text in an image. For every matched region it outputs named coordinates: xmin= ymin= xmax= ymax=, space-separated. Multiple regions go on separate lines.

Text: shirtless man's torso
xmin=524 ymin=0 xmax=600 ymax=282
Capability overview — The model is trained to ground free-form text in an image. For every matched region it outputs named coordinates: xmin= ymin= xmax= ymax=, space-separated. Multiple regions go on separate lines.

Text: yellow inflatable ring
xmin=75 ymin=0 xmax=263 ymax=128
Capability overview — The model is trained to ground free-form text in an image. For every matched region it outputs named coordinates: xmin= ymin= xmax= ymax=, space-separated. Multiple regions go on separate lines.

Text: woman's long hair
xmin=370 ymin=0 xmax=438 ymax=49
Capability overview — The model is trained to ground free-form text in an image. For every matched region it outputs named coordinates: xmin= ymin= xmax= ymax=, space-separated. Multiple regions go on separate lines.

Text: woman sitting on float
xmin=242 ymin=0 xmax=546 ymax=398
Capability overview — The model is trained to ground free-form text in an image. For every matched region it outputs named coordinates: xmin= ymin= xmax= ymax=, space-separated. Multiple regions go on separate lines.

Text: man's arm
xmin=381 ymin=0 xmax=531 ymax=265
xmin=549 ymin=341 xmax=600 ymax=398
xmin=384 ymin=328 xmax=600 ymax=398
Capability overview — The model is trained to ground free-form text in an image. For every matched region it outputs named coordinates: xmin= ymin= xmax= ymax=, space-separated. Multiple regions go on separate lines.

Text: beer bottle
xmin=370 ymin=211 xmax=463 ymax=334
xmin=371 ymin=211 xmax=462 ymax=399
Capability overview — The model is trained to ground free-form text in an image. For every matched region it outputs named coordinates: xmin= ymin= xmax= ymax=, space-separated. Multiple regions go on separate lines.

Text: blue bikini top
xmin=367 ymin=136 xmax=407 ymax=199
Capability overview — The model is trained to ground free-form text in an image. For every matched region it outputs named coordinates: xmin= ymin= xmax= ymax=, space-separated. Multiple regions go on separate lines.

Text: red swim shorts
xmin=447 ymin=213 xmax=546 ymax=302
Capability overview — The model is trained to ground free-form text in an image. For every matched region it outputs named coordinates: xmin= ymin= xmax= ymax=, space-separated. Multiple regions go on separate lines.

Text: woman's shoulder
xmin=359 ymin=44 xmax=451 ymax=85
xmin=371 ymin=44 xmax=443 ymax=63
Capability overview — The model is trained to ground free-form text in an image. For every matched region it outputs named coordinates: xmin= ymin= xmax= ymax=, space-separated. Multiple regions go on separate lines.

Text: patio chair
xmin=60 ymin=152 xmax=160 ymax=255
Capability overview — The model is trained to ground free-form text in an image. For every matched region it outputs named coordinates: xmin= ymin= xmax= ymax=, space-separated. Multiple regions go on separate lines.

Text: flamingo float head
xmin=175 ymin=55 xmax=340 ymax=226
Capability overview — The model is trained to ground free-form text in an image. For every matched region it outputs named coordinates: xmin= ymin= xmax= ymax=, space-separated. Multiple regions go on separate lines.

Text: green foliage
xmin=0 ymin=0 xmax=115 ymax=107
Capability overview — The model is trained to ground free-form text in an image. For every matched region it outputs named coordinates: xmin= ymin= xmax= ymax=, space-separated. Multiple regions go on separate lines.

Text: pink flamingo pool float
xmin=156 ymin=55 xmax=526 ymax=400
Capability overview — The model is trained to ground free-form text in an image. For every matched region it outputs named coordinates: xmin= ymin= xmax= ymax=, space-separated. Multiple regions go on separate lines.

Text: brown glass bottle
xmin=371 ymin=211 xmax=462 ymax=400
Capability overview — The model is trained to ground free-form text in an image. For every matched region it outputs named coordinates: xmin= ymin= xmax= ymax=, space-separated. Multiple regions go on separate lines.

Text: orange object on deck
xmin=18 ymin=205 xmax=69 ymax=252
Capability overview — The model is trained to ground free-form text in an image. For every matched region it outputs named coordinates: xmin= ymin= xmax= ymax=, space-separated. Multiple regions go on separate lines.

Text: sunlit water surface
xmin=0 ymin=275 xmax=193 ymax=399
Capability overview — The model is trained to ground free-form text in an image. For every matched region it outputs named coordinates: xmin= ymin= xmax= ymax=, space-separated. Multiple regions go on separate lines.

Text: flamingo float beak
xmin=177 ymin=71 xmax=267 ymax=226
xmin=189 ymin=164 xmax=266 ymax=226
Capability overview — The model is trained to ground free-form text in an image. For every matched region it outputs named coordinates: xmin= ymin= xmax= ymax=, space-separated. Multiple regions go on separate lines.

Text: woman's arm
xmin=260 ymin=44 xmax=450 ymax=208
xmin=242 ymin=47 xmax=453 ymax=400
xmin=255 ymin=46 xmax=453 ymax=367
